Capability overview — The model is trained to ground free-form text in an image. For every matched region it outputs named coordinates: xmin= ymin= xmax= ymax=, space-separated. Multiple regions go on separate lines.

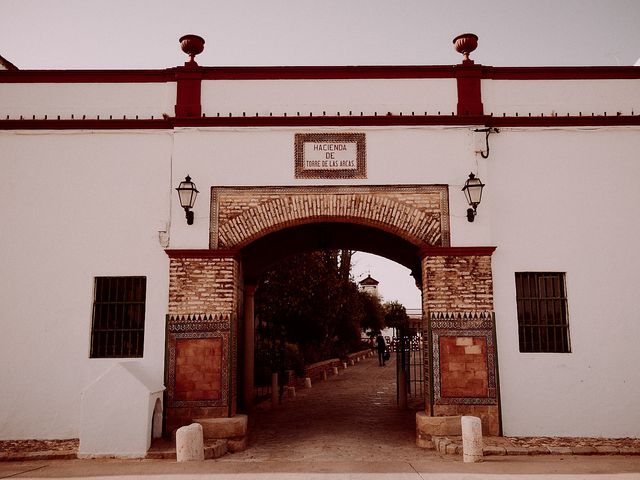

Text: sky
xmin=2 ymin=0 xmax=638 ymax=309
xmin=2 ymin=0 xmax=639 ymax=69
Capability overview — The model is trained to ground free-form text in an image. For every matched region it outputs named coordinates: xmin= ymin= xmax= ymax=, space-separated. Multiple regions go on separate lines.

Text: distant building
xmin=358 ymin=274 xmax=380 ymax=297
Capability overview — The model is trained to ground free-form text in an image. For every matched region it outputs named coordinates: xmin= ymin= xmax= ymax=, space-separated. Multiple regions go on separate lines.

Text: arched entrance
xmin=164 ymin=185 xmax=499 ymax=438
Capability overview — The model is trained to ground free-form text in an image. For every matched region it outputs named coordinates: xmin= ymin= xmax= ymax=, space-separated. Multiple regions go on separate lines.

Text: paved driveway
xmin=228 ymin=353 xmax=431 ymax=462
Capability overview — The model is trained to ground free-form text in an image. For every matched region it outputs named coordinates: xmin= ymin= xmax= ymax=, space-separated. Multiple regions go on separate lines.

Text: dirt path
xmin=226 ymin=353 xmax=431 ymax=462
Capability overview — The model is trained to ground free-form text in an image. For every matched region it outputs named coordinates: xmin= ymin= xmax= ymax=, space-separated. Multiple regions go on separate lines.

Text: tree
xmin=255 ymin=250 xmax=366 ymax=365
xmin=359 ymin=291 xmax=385 ymax=335
xmin=383 ymin=300 xmax=409 ymax=331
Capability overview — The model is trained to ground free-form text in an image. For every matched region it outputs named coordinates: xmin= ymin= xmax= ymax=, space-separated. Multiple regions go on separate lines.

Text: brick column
xmin=420 ymin=246 xmax=500 ymax=435
xmin=164 ymin=250 xmax=241 ymax=434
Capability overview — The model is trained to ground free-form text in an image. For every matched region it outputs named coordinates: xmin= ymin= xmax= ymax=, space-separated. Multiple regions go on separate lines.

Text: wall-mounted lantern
xmin=462 ymin=172 xmax=485 ymax=222
xmin=176 ymin=175 xmax=199 ymax=225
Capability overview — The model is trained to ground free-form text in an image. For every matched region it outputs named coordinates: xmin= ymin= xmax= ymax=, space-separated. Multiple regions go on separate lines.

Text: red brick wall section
xmin=174 ymin=338 xmax=223 ymax=401
xmin=422 ymin=255 xmax=494 ymax=312
xmin=168 ymin=256 xmax=239 ymax=315
xmin=439 ymin=336 xmax=488 ymax=398
xmin=210 ymin=185 xmax=450 ymax=249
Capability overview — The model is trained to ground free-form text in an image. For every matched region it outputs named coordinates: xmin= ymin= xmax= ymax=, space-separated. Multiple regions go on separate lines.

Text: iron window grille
xmin=515 ymin=272 xmax=571 ymax=353
xmin=90 ymin=276 xmax=146 ymax=358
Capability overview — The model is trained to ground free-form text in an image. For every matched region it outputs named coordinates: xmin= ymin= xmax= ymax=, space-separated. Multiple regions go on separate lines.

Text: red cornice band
xmin=2 ymin=114 xmax=639 ymax=130
xmin=165 ymin=248 xmax=240 ymax=259
xmin=1 ymin=65 xmax=638 ymax=83
xmin=420 ymin=246 xmax=497 ymax=257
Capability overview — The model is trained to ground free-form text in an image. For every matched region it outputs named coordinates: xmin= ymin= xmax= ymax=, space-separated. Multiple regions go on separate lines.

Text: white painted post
xmin=461 ymin=416 xmax=483 ymax=463
xmin=176 ymin=423 xmax=204 ymax=462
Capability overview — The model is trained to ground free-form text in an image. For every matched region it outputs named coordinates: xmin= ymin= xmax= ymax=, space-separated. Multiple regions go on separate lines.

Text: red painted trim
xmin=0 ymin=119 xmax=171 ymax=129
xmin=0 ymin=69 xmax=174 ymax=83
xmin=420 ymin=246 xmax=497 ymax=257
xmin=484 ymin=66 xmax=640 ymax=80
xmin=175 ymin=70 xmax=202 ymax=118
xmin=2 ymin=114 xmax=639 ymax=130
xmin=0 ymin=54 xmax=19 ymax=71
xmin=165 ymin=248 xmax=240 ymax=259
xmin=2 ymin=65 xmax=638 ymax=84
xmin=486 ymin=115 xmax=640 ymax=127
xmin=455 ymin=64 xmax=483 ymax=116
xmin=198 ymin=65 xmax=456 ymax=80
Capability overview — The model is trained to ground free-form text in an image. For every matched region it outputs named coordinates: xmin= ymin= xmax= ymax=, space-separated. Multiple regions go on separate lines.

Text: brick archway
xmin=164 ymin=185 xmax=500 ymax=437
xmin=210 ymin=185 xmax=451 ymax=249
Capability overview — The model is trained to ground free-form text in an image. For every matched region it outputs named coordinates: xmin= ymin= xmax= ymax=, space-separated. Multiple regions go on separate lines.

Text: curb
xmin=432 ymin=436 xmax=640 ymax=457
xmin=0 ymin=450 xmax=77 ymax=462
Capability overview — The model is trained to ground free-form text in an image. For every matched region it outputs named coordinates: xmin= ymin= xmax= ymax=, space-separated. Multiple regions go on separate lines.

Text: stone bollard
xmin=350 ymin=359 xmax=355 ymax=366
xmin=322 ymin=370 xmax=328 ymax=381
xmin=342 ymin=362 xmax=348 ymax=369
xmin=461 ymin=416 xmax=483 ymax=463
xmin=304 ymin=377 xmax=312 ymax=388
xmin=332 ymin=366 xmax=339 ymax=375
xmin=176 ymin=423 xmax=204 ymax=462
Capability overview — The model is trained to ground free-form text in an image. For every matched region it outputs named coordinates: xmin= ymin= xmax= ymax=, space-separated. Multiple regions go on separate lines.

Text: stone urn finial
xmin=453 ymin=33 xmax=478 ymax=64
xmin=179 ymin=34 xmax=205 ymax=66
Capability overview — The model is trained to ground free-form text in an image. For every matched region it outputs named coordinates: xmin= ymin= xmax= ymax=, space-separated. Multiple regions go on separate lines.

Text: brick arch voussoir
xmin=217 ymin=194 xmax=442 ymax=249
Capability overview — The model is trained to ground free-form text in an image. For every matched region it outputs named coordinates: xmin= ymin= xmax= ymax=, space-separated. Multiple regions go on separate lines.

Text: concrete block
xmin=505 ymin=446 xmax=530 ymax=456
xmin=332 ymin=367 xmax=339 ymax=375
xmin=595 ymin=445 xmax=619 ymax=454
xmin=194 ymin=415 xmax=248 ymax=440
xmin=548 ymin=446 xmax=572 ymax=455
xmin=227 ymin=436 xmax=248 ymax=453
xmin=483 ymin=446 xmax=506 ymax=456
xmin=572 ymin=446 xmax=597 ymax=455
xmin=416 ymin=412 xmax=462 ymax=437
xmin=176 ymin=423 xmax=204 ymax=462
xmin=304 ymin=377 xmax=312 ymax=388
xmin=204 ymin=440 xmax=228 ymax=459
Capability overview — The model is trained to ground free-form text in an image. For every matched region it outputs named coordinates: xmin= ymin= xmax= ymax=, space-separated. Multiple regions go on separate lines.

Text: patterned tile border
xmin=430 ymin=312 xmax=497 ymax=406
xmin=166 ymin=313 xmax=231 ymax=409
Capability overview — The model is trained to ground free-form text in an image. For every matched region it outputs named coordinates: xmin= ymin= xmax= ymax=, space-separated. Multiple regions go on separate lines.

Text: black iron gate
xmin=395 ymin=320 xmax=425 ymax=409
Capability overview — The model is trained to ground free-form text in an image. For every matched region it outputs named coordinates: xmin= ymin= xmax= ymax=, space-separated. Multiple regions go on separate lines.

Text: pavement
xmin=2 ymin=354 xmax=639 ymax=479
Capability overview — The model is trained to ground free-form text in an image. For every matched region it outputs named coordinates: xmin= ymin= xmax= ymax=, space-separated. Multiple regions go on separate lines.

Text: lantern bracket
xmin=474 ymin=127 xmax=499 ymax=159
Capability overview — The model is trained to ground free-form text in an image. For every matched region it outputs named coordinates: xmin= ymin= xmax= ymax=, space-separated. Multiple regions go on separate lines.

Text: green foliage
xmin=359 ymin=290 xmax=385 ymax=335
xmin=255 ymin=250 xmax=384 ymax=365
xmin=383 ymin=300 xmax=410 ymax=330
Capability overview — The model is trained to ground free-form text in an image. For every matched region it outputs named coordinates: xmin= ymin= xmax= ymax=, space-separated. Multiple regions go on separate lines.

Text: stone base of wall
xmin=433 ymin=405 xmax=499 ymax=436
xmin=166 ymin=406 xmax=229 ymax=436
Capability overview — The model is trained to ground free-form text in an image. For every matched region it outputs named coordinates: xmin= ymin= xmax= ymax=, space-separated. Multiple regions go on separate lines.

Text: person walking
xmin=376 ymin=334 xmax=387 ymax=366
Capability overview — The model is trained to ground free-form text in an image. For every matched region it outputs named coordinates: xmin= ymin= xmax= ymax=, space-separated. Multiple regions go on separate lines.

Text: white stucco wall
xmin=0 ymin=130 xmax=172 ymax=439
xmin=201 ymin=78 xmax=457 ymax=117
xmin=0 ymin=83 xmax=176 ymax=119
xmin=167 ymin=126 xmax=491 ymax=249
xmin=482 ymin=79 xmax=640 ymax=116
xmin=488 ymin=127 xmax=640 ymax=436
xmin=1 ymin=75 xmax=639 ymax=441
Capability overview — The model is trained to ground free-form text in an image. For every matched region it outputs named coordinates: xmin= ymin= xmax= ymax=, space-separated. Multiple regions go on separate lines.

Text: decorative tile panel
xmin=166 ymin=313 xmax=232 ymax=408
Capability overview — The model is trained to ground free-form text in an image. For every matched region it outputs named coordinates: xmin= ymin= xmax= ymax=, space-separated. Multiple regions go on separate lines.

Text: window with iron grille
xmin=90 ymin=276 xmax=146 ymax=358
xmin=515 ymin=272 xmax=571 ymax=353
